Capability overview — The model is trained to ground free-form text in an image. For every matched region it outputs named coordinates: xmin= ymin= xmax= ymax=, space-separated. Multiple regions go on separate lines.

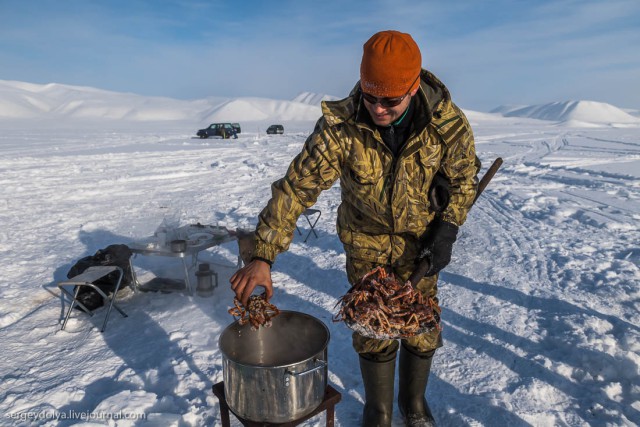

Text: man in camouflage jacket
xmin=231 ymin=30 xmax=478 ymax=427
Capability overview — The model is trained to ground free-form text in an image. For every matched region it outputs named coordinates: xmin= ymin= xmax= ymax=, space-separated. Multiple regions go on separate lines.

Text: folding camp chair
xmin=58 ymin=265 xmax=128 ymax=332
xmin=296 ymin=208 xmax=321 ymax=243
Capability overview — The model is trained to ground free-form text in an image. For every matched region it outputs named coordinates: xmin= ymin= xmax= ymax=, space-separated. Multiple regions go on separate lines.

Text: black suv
xmin=266 ymin=124 xmax=284 ymax=135
xmin=197 ymin=123 xmax=239 ymax=139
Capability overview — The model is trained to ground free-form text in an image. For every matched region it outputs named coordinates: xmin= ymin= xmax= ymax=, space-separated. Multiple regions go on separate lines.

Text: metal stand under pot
xmin=212 ymin=382 xmax=341 ymax=426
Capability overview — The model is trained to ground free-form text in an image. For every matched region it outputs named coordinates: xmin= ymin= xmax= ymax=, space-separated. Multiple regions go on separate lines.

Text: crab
xmin=228 ymin=293 xmax=281 ymax=330
xmin=334 ymin=266 xmax=441 ymax=338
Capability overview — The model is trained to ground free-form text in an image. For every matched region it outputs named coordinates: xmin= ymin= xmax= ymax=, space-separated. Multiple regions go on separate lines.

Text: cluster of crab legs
xmin=228 ymin=293 xmax=281 ymax=330
xmin=334 ymin=266 xmax=441 ymax=338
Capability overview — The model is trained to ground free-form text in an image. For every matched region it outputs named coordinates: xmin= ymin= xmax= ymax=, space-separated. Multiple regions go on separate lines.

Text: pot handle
xmin=284 ymin=358 xmax=327 ymax=381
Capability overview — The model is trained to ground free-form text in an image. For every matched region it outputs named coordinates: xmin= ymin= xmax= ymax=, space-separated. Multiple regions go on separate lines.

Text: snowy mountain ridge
xmin=1 ymin=79 xmax=638 ymax=128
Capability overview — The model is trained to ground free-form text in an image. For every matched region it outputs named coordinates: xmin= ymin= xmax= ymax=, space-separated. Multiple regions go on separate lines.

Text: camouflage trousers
xmin=346 ymin=257 xmax=443 ymax=355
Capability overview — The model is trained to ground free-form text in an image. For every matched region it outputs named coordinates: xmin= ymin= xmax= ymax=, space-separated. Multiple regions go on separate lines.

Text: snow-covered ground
xmin=0 ymin=87 xmax=639 ymax=426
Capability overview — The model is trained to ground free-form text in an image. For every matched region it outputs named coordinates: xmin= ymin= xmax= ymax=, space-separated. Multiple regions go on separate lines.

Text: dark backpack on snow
xmin=67 ymin=244 xmax=134 ymax=311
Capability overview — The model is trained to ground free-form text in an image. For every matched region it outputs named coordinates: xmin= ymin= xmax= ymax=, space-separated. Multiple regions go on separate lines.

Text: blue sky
xmin=0 ymin=0 xmax=638 ymax=111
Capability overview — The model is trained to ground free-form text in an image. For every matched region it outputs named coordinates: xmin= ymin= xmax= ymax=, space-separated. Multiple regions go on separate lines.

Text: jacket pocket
xmin=348 ymin=161 xmax=381 ymax=185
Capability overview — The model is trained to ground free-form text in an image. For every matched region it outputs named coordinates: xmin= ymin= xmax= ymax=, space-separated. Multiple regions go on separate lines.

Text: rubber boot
xmin=398 ymin=343 xmax=436 ymax=427
xmin=359 ymin=342 xmax=398 ymax=427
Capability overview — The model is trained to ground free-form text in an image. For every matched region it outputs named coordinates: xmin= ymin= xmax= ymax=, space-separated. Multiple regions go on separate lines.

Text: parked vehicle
xmin=266 ymin=124 xmax=284 ymax=135
xmin=197 ymin=123 xmax=238 ymax=139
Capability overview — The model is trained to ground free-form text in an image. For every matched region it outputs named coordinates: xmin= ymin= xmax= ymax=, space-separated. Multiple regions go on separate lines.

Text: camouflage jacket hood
xmin=253 ymin=69 xmax=479 ymax=265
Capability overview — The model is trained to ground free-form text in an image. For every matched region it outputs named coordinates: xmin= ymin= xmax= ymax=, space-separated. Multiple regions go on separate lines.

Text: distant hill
xmin=490 ymin=104 xmax=528 ymax=115
xmin=491 ymin=100 xmax=639 ymax=125
xmin=0 ymin=80 xmax=205 ymax=120
xmin=200 ymin=97 xmax=321 ymax=123
xmin=291 ymin=92 xmax=341 ymax=106
xmin=623 ymin=108 xmax=640 ymax=118
xmin=0 ymin=80 xmax=321 ymax=123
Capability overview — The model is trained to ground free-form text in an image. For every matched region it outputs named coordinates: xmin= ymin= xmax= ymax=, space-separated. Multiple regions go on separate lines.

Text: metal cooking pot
xmin=219 ymin=311 xmax=329 ymax=423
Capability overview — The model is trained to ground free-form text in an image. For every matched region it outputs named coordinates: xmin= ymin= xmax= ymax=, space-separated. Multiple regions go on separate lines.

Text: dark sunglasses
xmin=361 ymin=74 xmax=420 ymax=108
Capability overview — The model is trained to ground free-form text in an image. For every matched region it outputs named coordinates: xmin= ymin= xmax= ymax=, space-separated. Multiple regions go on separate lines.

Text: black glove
xmin=418 ymin=218 xmax=459 ymax=276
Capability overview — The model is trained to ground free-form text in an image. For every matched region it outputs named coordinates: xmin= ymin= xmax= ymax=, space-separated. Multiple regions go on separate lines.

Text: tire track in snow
xmin=446 ymin=135 xmax=640 ymax=424
xmin=475 ymin=187 xmax=552 ymax=288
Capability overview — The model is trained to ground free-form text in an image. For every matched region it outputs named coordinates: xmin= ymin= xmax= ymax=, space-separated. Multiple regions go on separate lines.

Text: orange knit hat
xmin=360 ymin=30 xmax=422 ymax=98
